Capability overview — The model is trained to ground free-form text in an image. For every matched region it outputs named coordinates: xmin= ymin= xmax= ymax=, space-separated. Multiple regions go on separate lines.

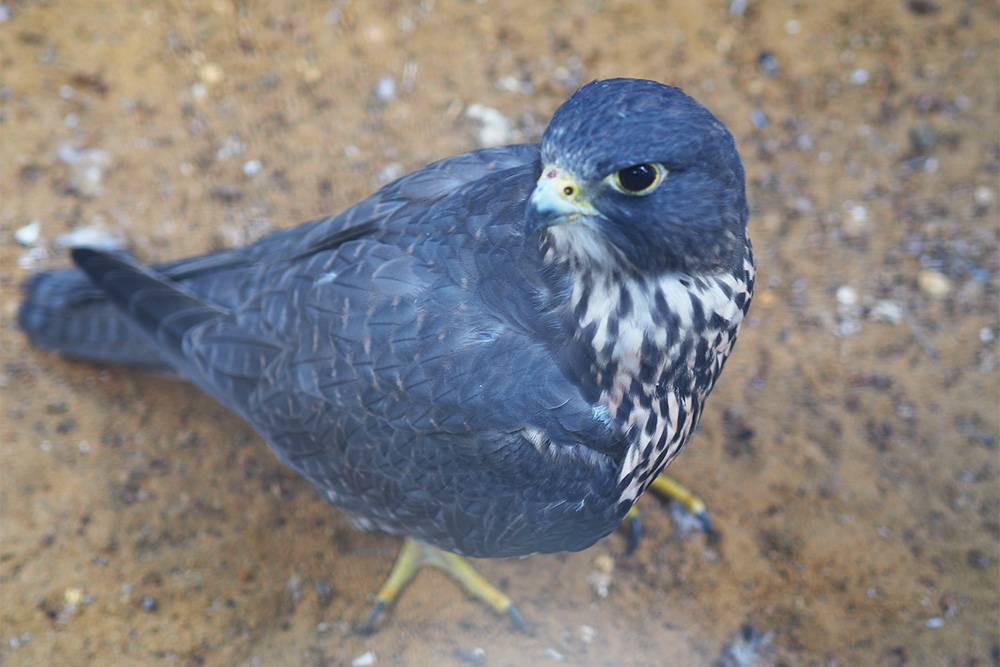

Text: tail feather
xmin=68 ymin=248 xmax=228 ymax=375
xmin=18 ymin=264 xmax=170 ymax=370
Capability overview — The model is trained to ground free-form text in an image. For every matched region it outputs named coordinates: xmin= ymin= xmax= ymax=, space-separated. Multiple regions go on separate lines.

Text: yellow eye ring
xmin=611 ymin=163 xmax=666 ymax=195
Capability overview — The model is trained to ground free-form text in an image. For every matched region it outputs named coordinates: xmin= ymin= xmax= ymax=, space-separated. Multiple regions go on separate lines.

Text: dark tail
xmin=68 ymin=248 xmax=227 ymax=373
xmin=20 ymin=245 xmax=251 ymax=376
xmin=18 ymin=262 xmax=171 ymax=370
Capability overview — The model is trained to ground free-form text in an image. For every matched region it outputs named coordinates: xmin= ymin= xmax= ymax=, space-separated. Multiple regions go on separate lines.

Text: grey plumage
xmin=19 ymin=79 xmax=754 ymax=558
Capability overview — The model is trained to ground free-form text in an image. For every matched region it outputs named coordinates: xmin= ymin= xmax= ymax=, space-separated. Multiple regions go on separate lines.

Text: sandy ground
xmin=1 ymin=1 xmax=997 ymax=665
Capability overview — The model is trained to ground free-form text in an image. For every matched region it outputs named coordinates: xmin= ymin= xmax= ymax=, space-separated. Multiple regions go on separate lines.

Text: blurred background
xmin=1 ymin=1 xmax=997 ymax=665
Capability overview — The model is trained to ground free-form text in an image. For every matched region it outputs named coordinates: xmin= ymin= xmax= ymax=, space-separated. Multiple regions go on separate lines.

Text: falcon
xmin=20 ymin=78 xmax=754 ymax=629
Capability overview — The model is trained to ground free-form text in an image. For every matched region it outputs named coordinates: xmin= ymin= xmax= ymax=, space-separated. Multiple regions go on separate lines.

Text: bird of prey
xmin=19 ymin=78 xmax=754 ymax=629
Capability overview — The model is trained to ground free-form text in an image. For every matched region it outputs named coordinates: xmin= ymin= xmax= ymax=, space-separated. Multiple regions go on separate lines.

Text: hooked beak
xmin=525 ymin=164 xmax=601 ymax=236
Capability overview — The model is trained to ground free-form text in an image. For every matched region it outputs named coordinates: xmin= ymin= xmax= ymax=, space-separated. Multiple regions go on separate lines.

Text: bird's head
xmin=526 ymin=78 xmax=748 ymax=277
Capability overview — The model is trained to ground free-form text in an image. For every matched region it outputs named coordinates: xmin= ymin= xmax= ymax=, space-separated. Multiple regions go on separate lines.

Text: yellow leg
xmin=362 ymin=538 xmax=526 ymax=633
xmin=624 ymin=474 xmax=716 ymax=554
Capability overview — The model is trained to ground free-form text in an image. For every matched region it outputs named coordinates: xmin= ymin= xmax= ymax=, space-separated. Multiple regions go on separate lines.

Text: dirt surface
xmin=1 ymin=1 xmax=997 ymax=665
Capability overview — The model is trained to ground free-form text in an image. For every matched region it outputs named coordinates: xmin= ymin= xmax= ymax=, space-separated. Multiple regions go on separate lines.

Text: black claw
xmin=697 ymin=510 xmax=720 ymax=542
xmin=358 ymin=599 xmax=386 ymax=635
xmin=506 ymin=604 xmax=529 ymax=634
xmin=625 ymin=515 xmax=643 ymax=555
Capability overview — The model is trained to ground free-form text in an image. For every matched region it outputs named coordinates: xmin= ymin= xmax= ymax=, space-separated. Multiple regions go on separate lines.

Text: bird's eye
xmin=612 ymin=163 xmax=664 ymax=195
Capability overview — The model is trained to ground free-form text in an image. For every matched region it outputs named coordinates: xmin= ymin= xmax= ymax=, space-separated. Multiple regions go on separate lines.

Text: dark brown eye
xmin=614 ymin=163 xmax=663 ymax=194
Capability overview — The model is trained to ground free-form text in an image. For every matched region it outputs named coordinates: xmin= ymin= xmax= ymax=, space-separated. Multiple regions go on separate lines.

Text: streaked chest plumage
xmin=555 ymin=235 xmax=755 ymax=510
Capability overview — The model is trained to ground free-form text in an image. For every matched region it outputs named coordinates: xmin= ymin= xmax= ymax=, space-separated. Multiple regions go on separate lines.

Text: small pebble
xmin=14 ymin=220 xmax=41 ymax=246
xmin=545 ymin=647 xmax=566 ymax=662
xmin=917 ymin=269 xmax=952 ymax=297
xmin=373 ymin=74 xmax=396 ymax=103
xmin=287 ymin=573 xmax=301 ymax=589
xmin=836 ymin=286 xmax=858 ymax=306
xmin=64 ymin=588 xmax=84 ymax=606
xmin=198 ymin=63 xmax=224 ymax=86
xmin=377 ymin=162 xmax=404 ymax=184
xmin=973 ymin=185 xmax=995 ymax=208
xmin=496 ymin=75 xmax=531 ymax=94
xmin=242 ymin=159 xmax=263 ymax=176
xmin=465 ymin=104 xmax=513 ymax=147
xmin=926 ymin=617 xmax=944 ymax=628
xmin=352 ymin=650 xmax=376 ymax=667
xmin=190 ymin=81 xmax=208 ymax=101
xmin=141 ymin=595 xmax=157 ymax=612
xmin=869 ymin=301 xmax=904 ymax=325
xmin=784 ymin=19 xmax=802 ymax=35
xmin=849 ymin=68 xmax=869 ymax=85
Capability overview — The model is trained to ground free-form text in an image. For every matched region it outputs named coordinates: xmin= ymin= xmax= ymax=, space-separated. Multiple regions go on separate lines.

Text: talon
xmin=361 ymin=538 xmax=527 ymax=632
xmin=359 ymin=599 xmax=385 ymax=635
xmin=695 ymin=509 xmax=719 ymax=542
xmin=505 ymin=603 xmax=529 ymax=634
xmin=624 ymin=474 xmax=718 ymax=553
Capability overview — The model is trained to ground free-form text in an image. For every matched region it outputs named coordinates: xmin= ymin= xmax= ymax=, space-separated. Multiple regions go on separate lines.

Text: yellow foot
xmin=624 ymin=474 xmax=717 ymax=554
xmin=361 ymin=538 xmax=527 ymax=634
